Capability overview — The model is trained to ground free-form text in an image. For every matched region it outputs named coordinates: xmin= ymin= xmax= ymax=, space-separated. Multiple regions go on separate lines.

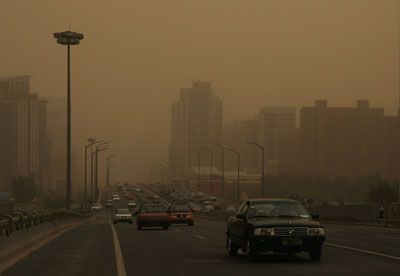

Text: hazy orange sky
xmin=0 ymin=0 xmax=398 ymax=183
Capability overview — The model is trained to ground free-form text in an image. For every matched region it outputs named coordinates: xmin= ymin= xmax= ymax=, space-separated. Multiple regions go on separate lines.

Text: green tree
xmin=11 ymin=176 xmax=36 ymax=203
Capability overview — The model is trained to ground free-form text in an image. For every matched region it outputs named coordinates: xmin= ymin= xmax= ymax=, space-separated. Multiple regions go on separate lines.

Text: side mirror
xmin=311 ymin=214 xmax=320 ymax=220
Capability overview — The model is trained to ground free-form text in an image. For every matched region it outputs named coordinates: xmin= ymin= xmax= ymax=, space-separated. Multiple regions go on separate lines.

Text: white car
xmin=226 ymin=205 xmax=236 ymax=213
xmin=113 ymin=196 xmax=120 ymax=202
xmin=128 ymin=202 xmax=137 ymax=209
xmin=113 ymin=209 xmax=133 ymax=224
xmin=91 ymin=204 xmax=103 ymax=211
xmin=205 ymin=205 xmax=214 ymax=212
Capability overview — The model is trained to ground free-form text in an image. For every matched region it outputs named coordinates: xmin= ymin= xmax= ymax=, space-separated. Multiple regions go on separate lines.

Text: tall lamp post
xmin=199 ymin=146 xmax=213 ymax=194
xmin=246 ymin=141 xmax=264 ymax=198
xmin=90 ymin=140 xmax=104 ymax=204
xmin=212 ymin=143 xmax=225 ymax=197
xmin=53 ymin=30 xmax=84 ymax=209
xmin=190 ymin=149 xmax=201 ymax=190
xmin=225 ymin=147 xmax=240 ymax=201
xmin=107 ymin=154 xmax=116 ymax=199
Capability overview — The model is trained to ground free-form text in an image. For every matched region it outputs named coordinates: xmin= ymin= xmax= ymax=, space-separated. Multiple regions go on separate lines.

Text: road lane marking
xmin=175 ymin=228 xmax=183 ymax=232
xmin=193 ymin=234 xmax=207 ymax=240
xmin=110 ymin=220 xmax=127 ymax=276
xmin=325 ymin=242 xmax=400 ymax=261
xmin=377 ymin=236 xmax=400 ymax=241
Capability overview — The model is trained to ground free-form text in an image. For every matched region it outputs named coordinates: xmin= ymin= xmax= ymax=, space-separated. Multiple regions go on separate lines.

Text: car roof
xmin=246 ymin=198 xmax=299 ymax=203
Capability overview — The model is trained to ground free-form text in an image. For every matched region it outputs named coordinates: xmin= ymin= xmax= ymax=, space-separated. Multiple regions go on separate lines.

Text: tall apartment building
xmin=256 ymin=107 xmax=296 ymax=174
xmin=0 ymin=76 xmax=48 ymax=188
xmin=280 ymin=100 xmax=400 ymax=180
xmin=170 ymin=81 xmax=223 ymax=179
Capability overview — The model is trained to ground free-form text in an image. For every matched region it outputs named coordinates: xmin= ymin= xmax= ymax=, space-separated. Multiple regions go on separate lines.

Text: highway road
xmin=2 ymin=200 xmax=400 ymax=276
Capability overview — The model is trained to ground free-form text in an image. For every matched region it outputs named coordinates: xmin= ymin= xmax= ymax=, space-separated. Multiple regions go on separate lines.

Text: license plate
xmin=282 ymin=238 xmax=302 ymax=246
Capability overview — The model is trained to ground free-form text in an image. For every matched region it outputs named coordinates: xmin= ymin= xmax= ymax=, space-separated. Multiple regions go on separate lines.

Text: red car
xmin=168 ymin=205 xmax=194 ymax=226
xmin=136 ymin=204 xmax=169 ymax=230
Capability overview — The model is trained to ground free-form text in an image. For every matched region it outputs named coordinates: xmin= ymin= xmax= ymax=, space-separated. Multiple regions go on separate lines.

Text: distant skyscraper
xmin=170 ymin=81 xmax=223 ymax=179
xmin=0 ymin=76 xmax=48 ymax=188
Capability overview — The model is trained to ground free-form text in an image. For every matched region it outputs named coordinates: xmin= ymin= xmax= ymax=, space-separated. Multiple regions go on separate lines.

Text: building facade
xmin=280 ymin=100 xmax=400 ymax=180
xmin=0 ymin=76 xmax=49 ymax=189
xmin=170 ymin=81 xmax=223 ymax=180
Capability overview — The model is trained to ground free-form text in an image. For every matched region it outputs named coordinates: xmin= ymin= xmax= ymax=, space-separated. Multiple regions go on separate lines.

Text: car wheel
xmin=129 ymin=221 xmax=133 ymax=224
xmin=227 ymin=236 xmax=238 ymax=257
xmin=163 ymin=225 xmax=169 ymax=230
xmin=245 ymin=239 xmax=257 ymax=261
xmin=137 ymin=225 xmax=142 ymax=230
xmin=188 ymin=221 xmax=194 ymax=226
xmin=113 ymin=220 xmax=117 ymax=224
xmin=309 ymin=247 xmax=322 ymax=262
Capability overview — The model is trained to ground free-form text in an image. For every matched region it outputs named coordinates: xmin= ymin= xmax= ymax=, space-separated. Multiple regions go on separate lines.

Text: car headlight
xmin=254 ymin=227 xmax=275 ymax=236
xmin=307 ymin=227 xmax=325 ymax=236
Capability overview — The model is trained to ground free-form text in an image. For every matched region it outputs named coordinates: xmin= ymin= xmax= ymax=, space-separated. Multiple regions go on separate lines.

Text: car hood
xmin=248 ymin=217 xmax=322 ymax=228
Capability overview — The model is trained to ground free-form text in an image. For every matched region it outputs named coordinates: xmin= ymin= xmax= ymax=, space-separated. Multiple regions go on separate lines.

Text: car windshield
xmin=116 ymin=209 xmax=130 ymax=214
xmin=247 ymin=201 xmax=310 ymax=218
xmin=140 ymin=205 xmax=166 ymax=213
xmin=170 ymin=205 xmax=190 ymax=212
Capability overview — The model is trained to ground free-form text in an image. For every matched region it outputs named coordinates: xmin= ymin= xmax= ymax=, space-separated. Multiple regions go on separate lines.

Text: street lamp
xmin=107 ymin=154 xmax=116 ymax=199
xmin=84 ymin=138 xmax=97 ymax=208
xmin=173 ymin=155 xmax=183 ymax=188
xmin=190 ymin=149 xmax=201 ymax=190
xmin=246 ymin=140 xmax=265 ymax=198
xmin=199 ymin=146 xmax=213 ymax=194
xmin=212 ymin=143 xmax=225 ymax=197
xmin=53 ymin=30 xmax=84 ymax=210
xmin=225 ymin=147 xmax=240 ymax=201
xmin=92 ymin=142 xmax=110 ymax=203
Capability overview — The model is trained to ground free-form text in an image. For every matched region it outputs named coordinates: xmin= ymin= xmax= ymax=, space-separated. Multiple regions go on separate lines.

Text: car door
xmin=229 ymin=202 xmax=248 ymax=245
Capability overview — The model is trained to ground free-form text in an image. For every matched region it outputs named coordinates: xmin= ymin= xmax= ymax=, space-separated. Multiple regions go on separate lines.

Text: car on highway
xmin=106 ymin=200 xmax=113 ymax=209
xmin=113 ymin=209 xmax=134 ymax=224
xmin=226 ymin=199 xmax=325 ymax=261
xmin=136 ymin=204 xmax=170 ymax=230
xmin=91 ymin=203 xmax=103 ymax=211
xmin=167 ymin=205 xmax=194 ymax=226
xmin=226 ymin=205 xmax=236 ymax=213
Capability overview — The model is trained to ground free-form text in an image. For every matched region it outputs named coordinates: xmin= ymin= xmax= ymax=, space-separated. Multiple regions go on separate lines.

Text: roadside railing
xmin=0 ymin=209 xmax=93 ymax=238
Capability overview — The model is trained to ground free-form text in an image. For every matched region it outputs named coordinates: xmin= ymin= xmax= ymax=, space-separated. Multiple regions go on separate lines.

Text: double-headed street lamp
xmin=212 ymin=143 xmax=225 ymax=197
xmin=53 ymin=30 xmax=84 ymax=210
xmin=190 ymin=149 xmax=201 ymax=190
xmin=92 ymin=142 xmax=110 ymax=203
xmin=199 ymin=146 xmax=213 ymax=194
xmin=84 ymin=138 xmax=97 ymax=208
xmin=224 ymin=147 xmax=240 ymax=201
xmin=246 ymin=140 xmax=264 ymax=198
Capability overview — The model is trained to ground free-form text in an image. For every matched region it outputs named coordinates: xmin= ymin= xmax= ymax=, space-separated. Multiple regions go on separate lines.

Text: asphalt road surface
xmin=2 ymin=200 xmax=400 ymax=276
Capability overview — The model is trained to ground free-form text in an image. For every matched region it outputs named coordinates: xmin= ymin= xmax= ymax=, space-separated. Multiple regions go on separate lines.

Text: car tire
xmin=129 ymin=221 xmax=133 ymax=224
xmin=245 ymin=239 xmax=257 ymax=261
xmin=188 ymin=221 xmax=194 ymax=226
xmin=309 ymin=247 xmax=322 ymax=262
xmin=137 ymin=225 xmax=142 ymax=230
xmin=163 ymin=225 xmax=169 ymax=230
xmin=227 ymin=236 xmax=238 ymax=257
xmin=113 ymin=220 xmax=117 ymax=224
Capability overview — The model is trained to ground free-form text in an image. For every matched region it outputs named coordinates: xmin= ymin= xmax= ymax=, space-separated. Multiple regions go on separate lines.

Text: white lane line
xmin=325 ymin=242 xmax=400 ymax=261
xmin=110 ymin=215 xmax=127 ymax=276
xmin=193 ymin=234 xmax=207 ymax=240
xmin=377 ymin=236 xmax=400 ymax=241
xmin=175 ymin=228 xmax=183 ymax=232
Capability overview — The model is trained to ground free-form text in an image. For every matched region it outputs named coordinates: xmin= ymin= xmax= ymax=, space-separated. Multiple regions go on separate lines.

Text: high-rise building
xmin=257 ymin=107 xmax=296 ymax=162
xmin=170 ymin=81 xmax=223 ymax=179
xmin=0 ymin=76 xmax=48 ymax=188
xmin=280 ymin=100 xmax=400 ymax=180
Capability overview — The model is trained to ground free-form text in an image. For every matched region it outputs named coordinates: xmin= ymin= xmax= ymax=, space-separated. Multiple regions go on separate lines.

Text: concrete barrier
xmin=0 ymin=218 xmax=88 ymax=263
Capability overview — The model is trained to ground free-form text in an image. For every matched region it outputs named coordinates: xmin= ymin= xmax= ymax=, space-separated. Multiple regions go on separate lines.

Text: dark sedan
xmin=226 ymin=199 xmax=325 ymax=261
xmin=136 ymin=204 xmax=169 ymax=230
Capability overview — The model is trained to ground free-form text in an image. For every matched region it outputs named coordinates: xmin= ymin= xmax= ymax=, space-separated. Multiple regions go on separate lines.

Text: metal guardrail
xmin=0 ymin=209 xmax=93 ymax=237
